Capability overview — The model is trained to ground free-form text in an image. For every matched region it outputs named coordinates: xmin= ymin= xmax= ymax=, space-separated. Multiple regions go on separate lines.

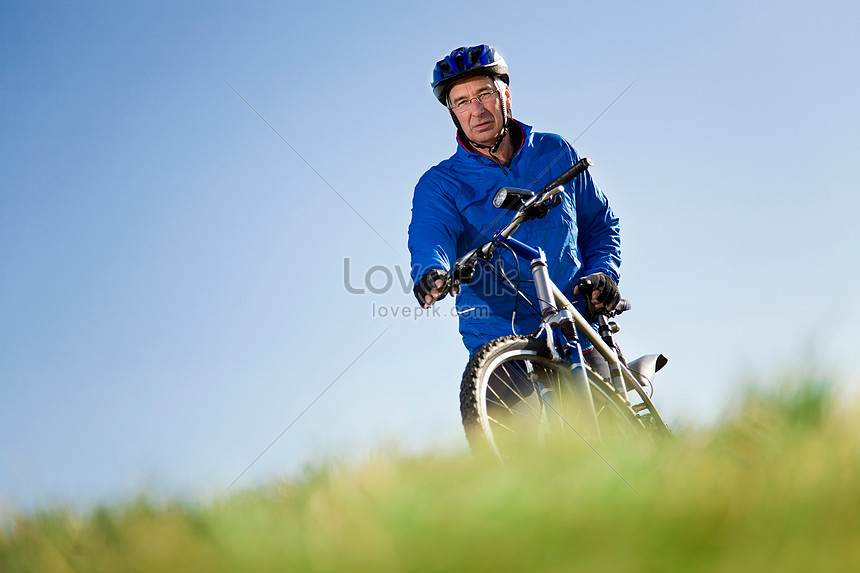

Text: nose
xmin=468 ymin=98 xmax=489 ymax=113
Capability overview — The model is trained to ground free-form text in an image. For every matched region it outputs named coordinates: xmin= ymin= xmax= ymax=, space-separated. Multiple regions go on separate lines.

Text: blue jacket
xmin=408 ymin=121 xmax=621 ymax=354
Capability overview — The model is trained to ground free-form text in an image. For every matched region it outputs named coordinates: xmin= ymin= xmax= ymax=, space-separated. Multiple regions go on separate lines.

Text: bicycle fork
xmin=527 ymin=247 xmax=601 ymax=440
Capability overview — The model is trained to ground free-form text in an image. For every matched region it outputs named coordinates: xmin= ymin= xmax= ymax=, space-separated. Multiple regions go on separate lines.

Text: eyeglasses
xmin=449 ymin=89 xmax=498 ymax=113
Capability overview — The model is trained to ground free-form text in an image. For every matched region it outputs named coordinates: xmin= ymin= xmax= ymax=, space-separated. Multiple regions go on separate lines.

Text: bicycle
xmin=440 ymin=158 xmax=671 ymax=460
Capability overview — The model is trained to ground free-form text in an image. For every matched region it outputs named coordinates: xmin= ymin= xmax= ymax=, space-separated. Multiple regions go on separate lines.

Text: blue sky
xmin=2 ymin=0 xmax=859 ymax=509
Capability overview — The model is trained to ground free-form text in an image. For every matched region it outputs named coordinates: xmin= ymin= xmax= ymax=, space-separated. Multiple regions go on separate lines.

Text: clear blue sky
xmin=2 ymin=0 xmax=859 ymax=509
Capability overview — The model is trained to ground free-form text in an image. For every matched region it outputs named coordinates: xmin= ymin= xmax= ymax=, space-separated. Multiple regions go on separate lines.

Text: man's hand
xmin=573 ymin=272 xmax=621 ymax=315
xmin=413 ymin=269 xmax=460 ymax=308
xmin=524 ymin=194 xmax=562 ymax=219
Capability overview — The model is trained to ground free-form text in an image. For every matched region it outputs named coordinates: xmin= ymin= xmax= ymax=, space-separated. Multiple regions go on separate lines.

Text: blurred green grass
xmin=3 ymin=377 xmax=859 ymax=572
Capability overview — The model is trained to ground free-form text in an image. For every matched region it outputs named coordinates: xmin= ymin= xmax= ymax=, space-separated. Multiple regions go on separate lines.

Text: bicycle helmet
xmin=431 ymin=44 xmax=509 ymax=105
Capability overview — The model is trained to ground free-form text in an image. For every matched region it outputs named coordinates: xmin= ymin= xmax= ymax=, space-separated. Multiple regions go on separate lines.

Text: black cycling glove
xmin=524 ymin=195 xmax=562 ymax=219
xmin=575 ymin=272 xmax=621 ymax=314
xmin=413 ymin=269 xmax=449 ymax=307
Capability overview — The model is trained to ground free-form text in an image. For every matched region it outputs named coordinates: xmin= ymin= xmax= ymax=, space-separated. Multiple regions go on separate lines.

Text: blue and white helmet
xmin=431 ymin=44 xmax=509 ymax=105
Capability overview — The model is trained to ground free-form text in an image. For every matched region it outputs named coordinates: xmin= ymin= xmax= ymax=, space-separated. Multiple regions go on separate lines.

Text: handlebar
xmin=528 ymin=157 xmax=594 ymax=206
xmin=440 ymin=157 xmax=596 ymax=296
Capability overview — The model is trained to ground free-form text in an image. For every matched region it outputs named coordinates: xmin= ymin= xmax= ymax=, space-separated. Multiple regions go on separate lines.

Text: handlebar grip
xmin=614 ymin=299 xmax=631 ymax=314
xmin=540 ymin=157 xmax=593 ymax=194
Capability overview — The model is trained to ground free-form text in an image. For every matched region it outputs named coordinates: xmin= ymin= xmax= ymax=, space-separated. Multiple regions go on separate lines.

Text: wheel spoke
xmin=487 ymin=416 xmax=516 ymax=434
xmin=498 ymin=362 xmax=540 ymax=412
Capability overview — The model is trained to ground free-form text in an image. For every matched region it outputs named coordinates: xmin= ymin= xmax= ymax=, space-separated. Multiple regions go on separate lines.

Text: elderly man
xmin=408 ymin=44 xmax=621 ymax=366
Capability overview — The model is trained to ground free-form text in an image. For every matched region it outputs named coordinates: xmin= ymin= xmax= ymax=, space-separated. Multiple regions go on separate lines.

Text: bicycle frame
xmin=496 ymin=233 xmax=668 ymax=433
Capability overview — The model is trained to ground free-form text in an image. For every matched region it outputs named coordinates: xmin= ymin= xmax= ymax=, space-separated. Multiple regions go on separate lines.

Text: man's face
xmin=447 ymin=75 xmax=511 ymax=147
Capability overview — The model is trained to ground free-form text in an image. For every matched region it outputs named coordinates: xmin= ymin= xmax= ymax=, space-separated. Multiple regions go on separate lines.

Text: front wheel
xmin=459 ymin=335 xmax=644 ymax=460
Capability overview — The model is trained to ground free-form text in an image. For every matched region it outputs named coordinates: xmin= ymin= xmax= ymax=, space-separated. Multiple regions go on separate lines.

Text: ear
xmin=500 ymin=81 xmax=512 ymax=116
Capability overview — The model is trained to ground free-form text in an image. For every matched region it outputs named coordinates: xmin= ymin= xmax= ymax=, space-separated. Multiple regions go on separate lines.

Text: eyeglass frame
xmin=447 ymin=89 xmax=499 ymax=114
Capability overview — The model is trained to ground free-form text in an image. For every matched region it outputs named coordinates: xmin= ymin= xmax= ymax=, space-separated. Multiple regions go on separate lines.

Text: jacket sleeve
xmin=569 ymin=146 xmax=622 ymax=284
xmin=407 ymin=171 xmax=465 ymax=283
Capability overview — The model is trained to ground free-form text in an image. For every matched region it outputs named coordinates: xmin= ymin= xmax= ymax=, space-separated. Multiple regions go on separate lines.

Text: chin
xmin=467 ymin=132 xmax=497 ymax=147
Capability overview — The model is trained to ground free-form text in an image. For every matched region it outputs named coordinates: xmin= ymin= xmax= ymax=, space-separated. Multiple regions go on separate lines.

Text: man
xmin=408 ymin=44 xmax=621 ymax=366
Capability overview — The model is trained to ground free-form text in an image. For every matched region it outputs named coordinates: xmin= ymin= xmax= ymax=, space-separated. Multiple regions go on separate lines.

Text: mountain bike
xmin=442 ymin=158 xmax=671 ymax=460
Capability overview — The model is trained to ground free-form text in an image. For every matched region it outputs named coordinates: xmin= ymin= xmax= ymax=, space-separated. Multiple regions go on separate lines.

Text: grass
xmin=3 ymin=376 xmax=859 ymax=572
